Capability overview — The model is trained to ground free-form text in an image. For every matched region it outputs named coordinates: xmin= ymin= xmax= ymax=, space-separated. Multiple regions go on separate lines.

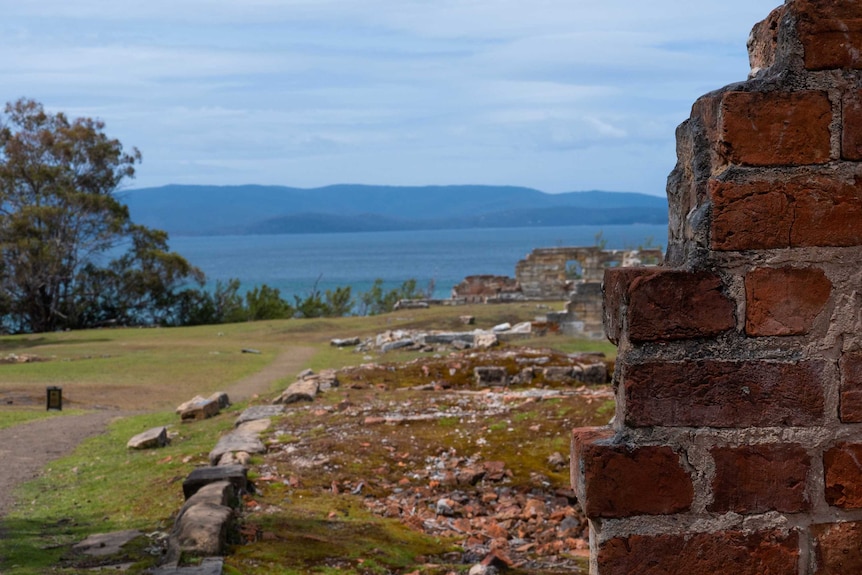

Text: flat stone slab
xmin=148 ymin=557 xmax=224 ymax=574
xmin=180 ymin=398 xmax=220 ymax=422
xmin=235 ymin=405 xmax=284 ymax=427
xmin=208 ymin=419 xmax=269 ymax=465
xmin=127 ymin=426 xmax=169 ymax=450
xmin=183 ymin=466 xmax=247 ymax=500
xmin=73 ymin=529 xmax=142 ymax=556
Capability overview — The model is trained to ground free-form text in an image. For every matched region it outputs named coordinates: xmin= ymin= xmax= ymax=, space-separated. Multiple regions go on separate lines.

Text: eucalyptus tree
xmin=0 ymin=98 xmax=201 ymax=332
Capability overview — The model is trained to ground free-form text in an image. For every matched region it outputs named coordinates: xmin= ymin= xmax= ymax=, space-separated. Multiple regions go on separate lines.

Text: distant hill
xmin=119 ymin=184 xmax=667 ymax=236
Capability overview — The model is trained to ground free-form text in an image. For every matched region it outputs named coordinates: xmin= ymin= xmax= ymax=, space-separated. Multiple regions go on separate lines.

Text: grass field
xmin=0 ymin=302 xmax=617 ymax=574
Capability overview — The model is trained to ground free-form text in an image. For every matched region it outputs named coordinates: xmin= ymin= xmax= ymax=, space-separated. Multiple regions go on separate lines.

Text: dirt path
xmin=0 ymin=410 xmax=121 ymax=517
xmin=0 ymin=347 xmax=316 ymax=519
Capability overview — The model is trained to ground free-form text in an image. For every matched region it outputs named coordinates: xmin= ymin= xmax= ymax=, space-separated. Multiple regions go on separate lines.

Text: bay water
xmin=168 ymin=224 xmax=668 ymax=300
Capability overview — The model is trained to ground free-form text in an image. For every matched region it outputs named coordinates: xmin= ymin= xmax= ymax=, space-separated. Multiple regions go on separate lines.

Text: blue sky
xmin=2 ymin=0 xmax=780 ymax=196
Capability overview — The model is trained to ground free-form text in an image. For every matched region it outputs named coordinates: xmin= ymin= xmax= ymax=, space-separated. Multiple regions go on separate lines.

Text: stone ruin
xmin=572 ymin=1 xmax=862 ymax=573
xmin=452 ymin=246 xmax=662 ymax=338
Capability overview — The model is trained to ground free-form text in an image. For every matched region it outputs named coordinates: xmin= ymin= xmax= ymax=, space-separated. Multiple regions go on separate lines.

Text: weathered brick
xmin=793 ymin=0 xmax=862 ymax=70
xmin=748 ymin=5 xmax=786 ymax=74
xmin=825 ymin=444 xmax=862 ymax=508
xmin=812 ymin=521 xmax=862 ymax=575
xmin=624 ymin=360 xmax=825 ymax=428
xmin=842 ymin=90 xmax=862 ymax=160
xmin=627 ymin=270 xmax=736 ymax=342
xmin=602 ymin=267 xmax=660 ymax=345
xmin=840 ymin=352 xmax=862 ymax=423
xmin=709 ymin=444 xmax=810 ymax=514
xmin=710 ymin=175 xmax=862 ymax=250
xmin=570 ymin=427 xmax=692 ymax=519
xmin=717 ymin=90 xmax=832 ymax=166
xmin=745 ymin=266 xmax=831 ymax=336
xmin=597 ymin=530 xmax=799 ymax=575
xmin=603 ymin=268 xmax=735 ymax=344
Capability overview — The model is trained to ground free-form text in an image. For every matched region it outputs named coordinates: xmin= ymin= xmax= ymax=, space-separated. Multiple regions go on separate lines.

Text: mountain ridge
xmin=120 ymin=184 xmax=668 ymax=236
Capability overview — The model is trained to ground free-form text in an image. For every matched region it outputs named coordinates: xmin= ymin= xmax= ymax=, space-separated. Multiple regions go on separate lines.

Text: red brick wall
xmin=572 ymin=2 xmax=862 ymax=573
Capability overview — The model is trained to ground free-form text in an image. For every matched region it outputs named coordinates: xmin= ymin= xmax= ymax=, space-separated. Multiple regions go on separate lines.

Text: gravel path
xmin=0 ymin=347 xmax=315 ymax=518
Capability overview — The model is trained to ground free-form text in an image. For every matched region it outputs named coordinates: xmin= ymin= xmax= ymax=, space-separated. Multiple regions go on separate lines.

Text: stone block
xmin=474 ymin=366 xmax=508 ymax=387
xmin=717 ymin=90 xmax=831 ymax=166
xmin=825 ymin=444 xmax=862 ymax=508
xmin=710 ymin=175 xmax=862 ymax=250
xmin=794 ymin=0 xmax=862 ymax=70
xmin=180 ymin=398 xmax=220 ymax=422
xmin=812 ymin=521 xmax=862 ymax=575
xmin=623 ymin=360 xmax=826 ymax=428
xmin=597 ymin=530 xmax=799 ymax=575
xmin=126 ymin=426 xmax=169 ymax=450
xmin=571 ymin=427 xmax=693 ymax=519
xmin=273 ymin=378 xmax=319 ymax=404
xmin=183 ymin=465 xmax=248 ymax=500
xmin=745 ymin=266 xmax=831 ymax=336
xmin=709 ymin=444 xmax=810 ymax=514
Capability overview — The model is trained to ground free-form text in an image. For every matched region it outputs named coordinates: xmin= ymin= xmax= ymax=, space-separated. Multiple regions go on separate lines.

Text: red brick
xmin=710 ymin=175 xmax=862 ymax=250
xmin=825 ymin=444 xmax=862 ymax=508
xmin=717 ymin=91 xmax=832 ymax=166
xmin=570 ymin=428 xmax=692 ymax=519
xmin=812 ymin=521 xmax=862 ymax=575
xmin=748 ymin=6 xmax=785 ymax=73
xmin=840 ymin=352 xmax=862 ymax=422
xmin=603 ymin=268 xmax=735 ymax=344
xmin=570 ymin=426 xmax=613 ymax=502
xmin=624 ymin=360 xmax=826 ymax=428
xmin=627 ymin=270 xmax=736 ymax=342
xmin=602 ymin=267 xmax=660 ymax=345
xmin=842 ymin=90 xmax=862 ymax=160
xmin=793 ymin=0 xmax=862 ymax=70
xmin=709 ymin=444 xmax=810 ymax=514
xmin=597 ymin=530 xmax=799 ymax=575
xmin=745 ymin=267 xmax=831 ymax=336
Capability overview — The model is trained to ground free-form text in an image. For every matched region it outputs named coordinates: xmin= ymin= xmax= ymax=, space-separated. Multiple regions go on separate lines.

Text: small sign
xmin=46 ymin=386 xmax=62 ymax=411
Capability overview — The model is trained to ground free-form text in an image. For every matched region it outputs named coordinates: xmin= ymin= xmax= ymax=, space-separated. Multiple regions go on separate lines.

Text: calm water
xmin=168 ymin=224 xmax=668 ymax=300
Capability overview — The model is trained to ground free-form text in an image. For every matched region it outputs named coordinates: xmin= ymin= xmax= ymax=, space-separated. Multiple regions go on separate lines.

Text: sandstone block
xmin=127 ymin=426 xmax=169 ymax=450
xmin=709 ymin=444 xmax=810 ymax=514
xmin=183 ymin=465 xmax=248 ymax=500
xmin=273 ymin=378 xmax=319 ymax=404
xmin=717 ymin=90 xmax=831 ymax=166
xmin=812 ymin=521 xmax=862 ymax=575
xmin=794 ymin=0 xmax=862 ymax=70
xmin=571 ymin=427 xmax=693 ymax=519
xmin=623 ymin=360 xmax=826 ymax=428
xmin=180 ymin=398 xmax=220 ymax=422
xmin=825 ymin=444 xmax=862 ymax=508
xmin=745 ymin=266 xmax=831 ymax=336
xmin=597 ymin=530 xmax=799 ymax=575
xmin=710 ymin=175 xmax=862 ymax=250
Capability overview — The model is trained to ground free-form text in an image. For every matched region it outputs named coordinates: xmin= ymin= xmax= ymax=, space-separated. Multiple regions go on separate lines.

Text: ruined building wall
xmin=572 ymin=1 xmax=862 ymax=573
xmin=515 ymin=247 xmax=662 ymax=299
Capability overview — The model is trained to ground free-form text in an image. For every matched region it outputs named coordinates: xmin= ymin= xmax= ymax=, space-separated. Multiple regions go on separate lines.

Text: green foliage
xmin=0 ymin=98 xmax=202 ymax=333
xmin=246 ymin=284 xmax=294 ymax=321
xmin=357 ymin=278 xmax=428 ymax=315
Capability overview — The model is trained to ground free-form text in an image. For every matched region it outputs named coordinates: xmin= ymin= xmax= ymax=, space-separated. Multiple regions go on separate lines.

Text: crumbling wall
xmin=572 ymin=1 xmax=862 ymax=573
xmin=515 ymin=247 xmax=662 ymax=299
